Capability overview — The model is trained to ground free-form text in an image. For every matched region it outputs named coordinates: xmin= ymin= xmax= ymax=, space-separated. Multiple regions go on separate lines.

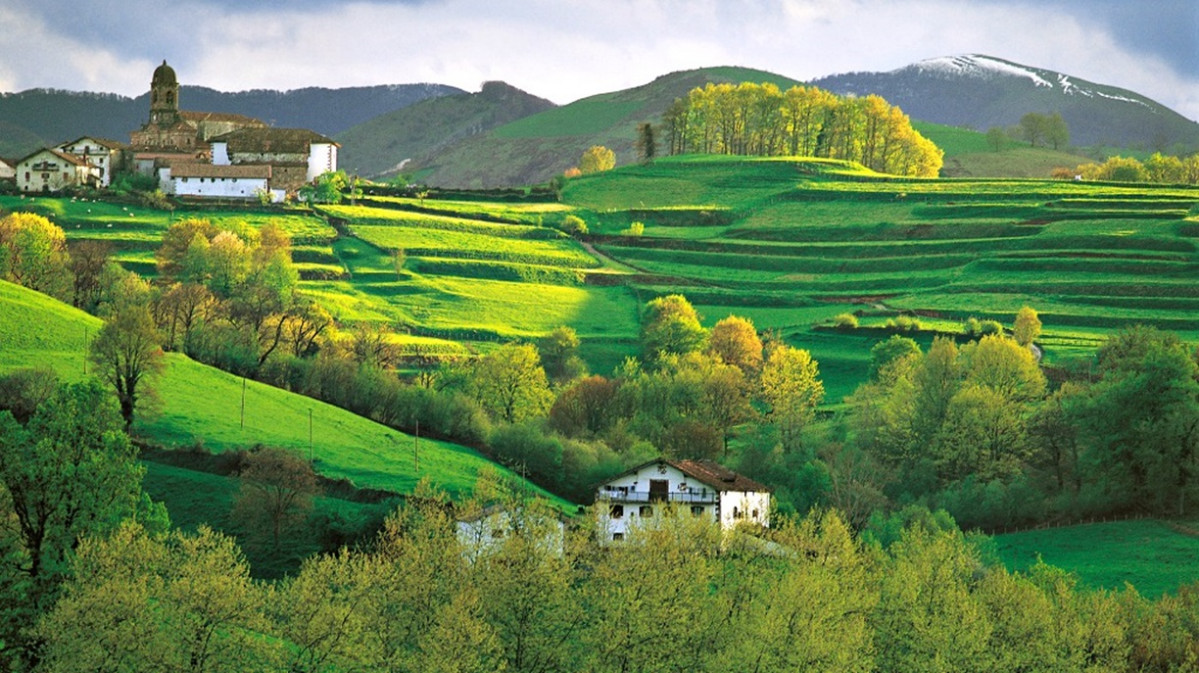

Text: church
xmin=130 ymin=60 xmax=338 ymax=201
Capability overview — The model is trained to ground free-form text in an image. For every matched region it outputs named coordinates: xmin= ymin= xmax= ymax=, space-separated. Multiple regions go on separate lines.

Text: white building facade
xmin=15 ymin=149 xmax=99 ymax=193
xmin=167 ymin=163 xmax=281 ymax=202
xmin=596 ymin=458 xmax=771 ymax=542
xmin=55 ymin=136 xmax=125 ymax=187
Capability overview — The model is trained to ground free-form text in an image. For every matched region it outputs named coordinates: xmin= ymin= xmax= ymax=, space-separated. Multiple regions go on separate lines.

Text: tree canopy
xmin=663 ymin=82 xmax=943 ymax=176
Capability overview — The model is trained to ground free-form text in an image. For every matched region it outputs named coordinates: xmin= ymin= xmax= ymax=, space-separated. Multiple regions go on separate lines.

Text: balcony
xmin=596 ymin=489 xmax=717 ymax=504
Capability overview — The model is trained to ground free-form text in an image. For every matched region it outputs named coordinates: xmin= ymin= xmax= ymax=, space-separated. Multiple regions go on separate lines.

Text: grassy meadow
xmin=0 ymin=280 xmax=571 ymax=509
xmin=995 ymin=519 xmax=1199 ymax=599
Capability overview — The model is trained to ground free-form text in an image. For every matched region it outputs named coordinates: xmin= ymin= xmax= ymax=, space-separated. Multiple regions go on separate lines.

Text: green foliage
xmin=884 ymin=314 xmax=921 ymax=332
xmin=640 ymin=294 xmax=708 ymax=362
xmin=761 ymin=344 xmax=825 ymax=449
xmin=89 ymin=302 xmax=165 ymax=428
xmin=560 ymin=213 xmax=588 ymax=236
xmin=0 ymin=211 xmax=71 ymax=300
xmin=0 ymin=379 xmax=164 ymax=666
xmin=672 ymin=82 xmax=942 ymax=176
xmin=465 ymin=342 xmax=553 ymax=423
xmin=579 ymin=145 xmax=616 ymax=174
xmin=833 ymin=312 xmax=859 ymax=329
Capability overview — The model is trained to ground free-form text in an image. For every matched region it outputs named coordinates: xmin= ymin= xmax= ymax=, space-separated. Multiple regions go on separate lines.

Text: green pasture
xmin=0 ymin=195 xmax=335 ymax=247
xmin=995 ymin=519 xmax=1199 ymax=599
xmin=141 ymin=460 xmax=391 ymax=578
xmin=0 ymin=280 xmax=571 ymax=508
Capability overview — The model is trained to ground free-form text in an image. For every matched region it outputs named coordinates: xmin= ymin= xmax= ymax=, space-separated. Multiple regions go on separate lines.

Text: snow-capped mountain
xmin=811 ymin=54 xmax=1199 ymax=151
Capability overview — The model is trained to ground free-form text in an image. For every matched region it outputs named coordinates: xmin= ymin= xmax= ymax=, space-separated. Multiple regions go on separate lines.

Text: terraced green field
xmin=4 ymin=155 xmax=1196 ymax=403
xmin=558 ymin=157 xmax=1199 ymax=385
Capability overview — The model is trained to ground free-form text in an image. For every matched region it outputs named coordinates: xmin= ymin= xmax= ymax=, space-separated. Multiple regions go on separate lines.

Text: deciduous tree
xmin=471 ymin=343 xmax=553 ymax=423
xmin=707 ymin=315 xmax=763 ymax=374
xmin=231 ymin=447 xmax=319 ymax=551
xmin=578 ymin=145 xmax=615 ymax=174
xmin=640 ymin=294 xmax=707 ymax=362
xmin=89 ymin=302 xmax=164 ymax=428
xmin=0 ymin=212 xmax=71 ymax=299
xmin=760 ymin=344 xmax=824 ymax=449
xmin=1013 ymin=305 xmax=1042 ymax=347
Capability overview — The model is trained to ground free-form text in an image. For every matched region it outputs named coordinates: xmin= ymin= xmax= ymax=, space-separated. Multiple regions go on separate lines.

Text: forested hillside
xmin=0 ymin=82 xmax=462 ymax=157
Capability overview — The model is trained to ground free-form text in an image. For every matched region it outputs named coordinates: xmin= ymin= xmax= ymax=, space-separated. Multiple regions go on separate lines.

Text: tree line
xmin=660 ymin=82 xmax=944 ymax=177
xmin=20 ymin=476 xmax=1199 ymax=673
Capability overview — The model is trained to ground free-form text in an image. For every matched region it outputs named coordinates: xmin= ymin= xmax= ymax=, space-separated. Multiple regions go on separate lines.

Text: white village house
xmin=596 ymin=458 xmax=771 ymax=542
xmin=55 ymin=136 xmax=126 ymax=187
xmin=15 ymin=148 xmax=100 ymax=194
xmin=455 ymin=503 xmax=567 ymax=560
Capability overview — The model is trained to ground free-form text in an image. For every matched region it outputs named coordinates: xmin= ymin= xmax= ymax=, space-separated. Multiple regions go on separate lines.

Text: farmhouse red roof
xmin=672 ymin=459 xmax=772 ymax=493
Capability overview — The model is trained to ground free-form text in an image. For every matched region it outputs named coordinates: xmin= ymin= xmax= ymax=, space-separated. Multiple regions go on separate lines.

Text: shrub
xmin=622 ymin=221 xmax=645 ymax=237
xmin=885 ymin=315 xmax=921 ymax=332
xmin=560 ymin=214 xmax=588 ymax=236
xmin=978 ymin=320 xmax=1004 ymax=336
xmin=833 ymin=312 xmax=859 ymax=329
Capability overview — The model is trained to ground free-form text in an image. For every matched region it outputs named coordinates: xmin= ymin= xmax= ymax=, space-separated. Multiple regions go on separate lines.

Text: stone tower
xmin=149 ymin=60 xmax=180 ymax=126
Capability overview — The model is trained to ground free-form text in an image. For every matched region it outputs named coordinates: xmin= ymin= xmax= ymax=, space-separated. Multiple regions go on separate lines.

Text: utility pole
xmin=240 ymin=376 xmax=246 ymax=429
xmin=414 ymin=420 xmax=420 ymax=472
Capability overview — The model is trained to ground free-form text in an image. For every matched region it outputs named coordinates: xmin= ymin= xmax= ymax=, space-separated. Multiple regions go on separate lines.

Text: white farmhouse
xmin=596 ymin=458 xmax=771 ymax=542
xmin=167 ymin=163 xmax=281 ymax=202
xmin=456 ymin=503 xmax=567 ymax=561
xmin=15 ymin=148 xmax=100 ymax=194
xmin=0 ymin=157 xmax=14 ymax=182
xmin=55 ymin=136 xmax=126 ymax=187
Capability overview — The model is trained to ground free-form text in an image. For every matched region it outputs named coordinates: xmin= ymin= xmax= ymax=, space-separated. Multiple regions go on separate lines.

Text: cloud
xmin=1 ymin=0 xmax=1196 ymax=120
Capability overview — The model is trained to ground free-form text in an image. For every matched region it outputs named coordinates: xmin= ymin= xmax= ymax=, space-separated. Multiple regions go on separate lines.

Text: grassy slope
xmin=0 ymin=279 xmax=571 ymax=506
xmin=412 ymin=66 xmax=804 ymax=188
xmin=916 ymin=121 xmax=1097 ymax=179
xmin=995 ymin=519 xmax=1199 ymax=599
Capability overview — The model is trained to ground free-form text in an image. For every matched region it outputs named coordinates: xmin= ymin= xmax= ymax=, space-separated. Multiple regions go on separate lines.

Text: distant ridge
xmin=337 ymin=81 xmax=556 ymax=179
xmin=403 ymin=66 xmax=802 ymax=188
xmin=0 ymin=83 xmax=463 ymax=157
xmin=811 ymin=54 xmax=1199 ymax=151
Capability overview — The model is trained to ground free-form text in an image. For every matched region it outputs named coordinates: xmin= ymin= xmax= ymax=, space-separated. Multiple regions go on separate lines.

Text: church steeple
xmin=149 ymin=60 xmax=180 ymax=126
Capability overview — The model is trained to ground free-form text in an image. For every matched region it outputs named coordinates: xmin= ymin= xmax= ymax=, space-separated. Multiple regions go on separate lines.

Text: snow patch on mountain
xmin=911 ymin=55 xmax=1052 ymax=88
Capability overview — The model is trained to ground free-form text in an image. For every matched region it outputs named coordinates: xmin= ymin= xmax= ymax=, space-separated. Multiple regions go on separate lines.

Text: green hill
xmin=915 ymin=121 xmax=1096 ymax=178
xmin=0 ymin=279 xmax=569 ymax=505
xmin=337 ymin=81 xmax=556 ymax=179
xmin=408 ymin=66 xmax=803 ymax=188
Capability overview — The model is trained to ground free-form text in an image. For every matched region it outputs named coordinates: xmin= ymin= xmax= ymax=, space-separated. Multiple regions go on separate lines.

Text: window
xmin=691 ymin=505 xmax=704 ymax=517
xmin=610 ymin=504 xmax=624 ymax=519
xmin=752 ymin=509 xmax=759 ymax=520
xmin=733 ymin=507 xmax=742 ymax=519
xmin=612 ymin=533 xmax=624 ymax=541
xmin=639 ymin=505 xmax=653 ymax=518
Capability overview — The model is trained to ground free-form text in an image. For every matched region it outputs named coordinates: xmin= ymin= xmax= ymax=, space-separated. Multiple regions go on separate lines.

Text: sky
xmin=1 ymin=0 xmax=1196 ymax=121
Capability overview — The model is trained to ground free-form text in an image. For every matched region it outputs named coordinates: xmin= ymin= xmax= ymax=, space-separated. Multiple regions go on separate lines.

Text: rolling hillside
xmin=338 ymin=81 xmax=556 ymax=179
xmin=812 ymin=54 xmax=1199 ymax=151
xmin=404 ymin=66 xmax=802 ymax=188
xmin=0 ymin=278 xmax=568 ymax=505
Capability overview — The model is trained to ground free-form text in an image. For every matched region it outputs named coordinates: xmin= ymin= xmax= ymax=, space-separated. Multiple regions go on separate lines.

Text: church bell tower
xmin=149 ymin=60 xmax=180 ymax=126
